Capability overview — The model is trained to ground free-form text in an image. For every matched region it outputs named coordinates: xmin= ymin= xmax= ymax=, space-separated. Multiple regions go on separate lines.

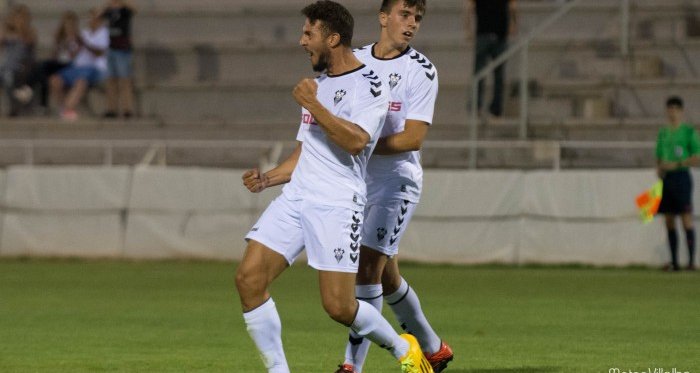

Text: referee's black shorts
xmin=658 ymin=169 xmax=693 ymax=214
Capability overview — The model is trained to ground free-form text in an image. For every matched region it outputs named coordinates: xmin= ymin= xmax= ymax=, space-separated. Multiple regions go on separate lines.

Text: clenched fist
xmin=293 ymin=78 xmax=318 ymax=108
xmin=242 ymin=168 xmax=269 ymax=193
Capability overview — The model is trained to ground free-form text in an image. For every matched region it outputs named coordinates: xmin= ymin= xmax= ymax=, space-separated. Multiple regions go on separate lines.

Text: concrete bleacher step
xmin=134 ymin=81 xmax=473 ymax=125
xmin=126 ymin=38 xmax=676 ymax=87
xmin=131 ymin=75 xmax=694 ymax=126
xmin=431 ymin=117 xmax=662 ymax=142
xmin=537 ymin=77 xmax=700 ymax=120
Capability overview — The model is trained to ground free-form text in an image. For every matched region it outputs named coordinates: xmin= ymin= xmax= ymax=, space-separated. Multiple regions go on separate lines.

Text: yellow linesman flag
xmin=635 ymin=180 xmax=663 ymax=223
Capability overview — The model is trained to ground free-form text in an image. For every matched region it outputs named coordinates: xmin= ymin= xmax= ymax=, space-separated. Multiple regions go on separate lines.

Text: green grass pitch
xmin=0 ymin=259 xmax=698 ymax=372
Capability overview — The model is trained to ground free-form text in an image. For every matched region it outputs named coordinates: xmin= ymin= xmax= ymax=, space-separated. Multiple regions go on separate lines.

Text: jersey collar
xmin=370 ymin=43 xmax=412 ymax=61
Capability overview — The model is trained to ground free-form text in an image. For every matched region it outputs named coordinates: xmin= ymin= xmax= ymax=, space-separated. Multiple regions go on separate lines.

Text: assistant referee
xmin=656 ymin=96 xmax=700 ymax=271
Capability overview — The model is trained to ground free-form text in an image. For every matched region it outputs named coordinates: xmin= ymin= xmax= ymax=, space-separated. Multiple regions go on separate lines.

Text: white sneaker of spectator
xmin=13 ymin=85 xmax=33 ymax=104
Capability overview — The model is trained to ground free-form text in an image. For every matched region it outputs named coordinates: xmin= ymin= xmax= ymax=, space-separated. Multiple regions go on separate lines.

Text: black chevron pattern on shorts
xmin=349 ymin=212 xmax=361 ymax=263
xmin=389 ymin=200 xmax=410 ymax=246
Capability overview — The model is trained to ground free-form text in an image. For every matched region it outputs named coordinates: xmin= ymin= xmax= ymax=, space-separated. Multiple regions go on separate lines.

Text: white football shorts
xmin=246 ymin=194 xmax=362 ymax=273
xmin=361 ymin=199 xmax=417 ymax=256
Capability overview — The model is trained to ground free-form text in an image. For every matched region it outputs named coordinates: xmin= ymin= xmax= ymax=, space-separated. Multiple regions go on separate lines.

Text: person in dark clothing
xmin=99 ymin=0 xmax=136 ymax=118
xmin=464 ymin=0 xmax=518 ymax=117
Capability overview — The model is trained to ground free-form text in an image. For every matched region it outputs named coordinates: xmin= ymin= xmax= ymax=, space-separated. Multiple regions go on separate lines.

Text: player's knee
xmin=322 ymin=300 xmax=355 ymax=326
xmin=235 ymin=267 xmax=262 ymax=296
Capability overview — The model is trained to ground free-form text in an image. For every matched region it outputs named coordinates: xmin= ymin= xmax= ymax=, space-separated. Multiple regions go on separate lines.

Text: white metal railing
xmin=0 ymin=139 xmax=654 ymax=170
xmin=469 ymin=0 xmax=631 ymax=168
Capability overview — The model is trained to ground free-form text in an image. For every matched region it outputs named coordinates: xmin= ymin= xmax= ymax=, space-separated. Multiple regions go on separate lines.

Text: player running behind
xmin=334 ymin=1 xmax=453 ymax=373
xmin=236 ymin=2 xmax=435 ymax=373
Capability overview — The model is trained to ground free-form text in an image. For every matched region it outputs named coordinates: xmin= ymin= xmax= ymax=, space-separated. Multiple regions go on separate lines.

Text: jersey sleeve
xmin=655 ymin=130 xmax=664 ymax=160
xmin=350 ymin=77 xmax=389 ymax=140
xmin=406 ymin=61 xmax=438 ymax=125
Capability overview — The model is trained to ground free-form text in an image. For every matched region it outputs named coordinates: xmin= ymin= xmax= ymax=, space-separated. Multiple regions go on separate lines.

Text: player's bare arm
xmin=242 ymin=142 xmax=302 ymax=193
xmin=293 ymin=78 xmax=370 ymax=156
xmin=373 ymin=119 xmax=429 ymax=155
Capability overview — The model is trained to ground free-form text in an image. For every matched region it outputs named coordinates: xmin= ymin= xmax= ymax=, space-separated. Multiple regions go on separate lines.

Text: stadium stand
xmin=1 ymin=0 xmax=700 ymax=168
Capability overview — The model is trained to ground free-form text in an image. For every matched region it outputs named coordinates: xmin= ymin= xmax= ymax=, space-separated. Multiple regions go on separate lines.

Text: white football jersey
xmin=283 ymin=65 xmax=389 ymax=210
xmin=354 ymin=44 xmax=438 ymax=203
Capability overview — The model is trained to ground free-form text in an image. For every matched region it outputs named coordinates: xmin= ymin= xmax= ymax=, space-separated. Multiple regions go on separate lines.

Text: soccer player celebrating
xmin=236 ymin=2 xmax=434 ymax=373
xmin=334 ymin=1 xmax=453 ymax=373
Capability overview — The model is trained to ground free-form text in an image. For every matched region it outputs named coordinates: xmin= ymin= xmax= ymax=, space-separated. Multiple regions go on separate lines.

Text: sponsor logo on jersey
xmin=302 ymin=113 xmax=317 ymax=125
xmin=388 ymin=102 xmax=402 ymax=112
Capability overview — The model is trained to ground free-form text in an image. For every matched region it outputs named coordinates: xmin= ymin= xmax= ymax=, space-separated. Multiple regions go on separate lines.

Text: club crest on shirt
xmin=334 ymin=89 xmax=347 ymax=105
xmin=389 ymin=73 xmax=401 ymax=90
xmin=377 ymin=227 xmax=387 ymax=241
xmin=334 ymin=248 xmax=345 ymax=263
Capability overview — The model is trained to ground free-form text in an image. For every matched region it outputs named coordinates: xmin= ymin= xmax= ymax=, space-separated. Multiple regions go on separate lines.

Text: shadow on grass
xmin=449 ymin=367 xmax=560 ymax=373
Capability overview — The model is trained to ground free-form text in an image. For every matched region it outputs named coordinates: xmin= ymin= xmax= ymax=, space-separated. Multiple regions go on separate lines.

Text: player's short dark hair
xmin=301 ymin=1 xmax=354 ymax=47
xmin=380 ymin=0 xmax=427 ymax=15
xmin=667 ymin=96 xmax=684 ymax=108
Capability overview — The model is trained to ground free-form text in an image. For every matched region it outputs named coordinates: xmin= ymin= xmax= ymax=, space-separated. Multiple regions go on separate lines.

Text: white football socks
xmin=351 ymin=300 xmax=409 ymax=361
xmin=385 ymin=277 xmax=442 ymax=354
xmin=344 ymin=284 xmax=383 ymax=372
xmin=243 ymin=298 xmax=290 ymax=373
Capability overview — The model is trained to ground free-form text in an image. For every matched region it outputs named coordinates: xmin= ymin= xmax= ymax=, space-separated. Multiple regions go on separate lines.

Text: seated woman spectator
xmin=0 ymin=4 xmax=37 ymax=117
xmin=35 ymin=11 xmax=82 ymax=113
xmin=49 ymin=8 xmax=109 ymax=120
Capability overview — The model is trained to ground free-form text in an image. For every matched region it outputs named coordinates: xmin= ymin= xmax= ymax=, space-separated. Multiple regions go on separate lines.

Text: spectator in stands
xmin=656 ymin=96 xmax=700 ymax=272
xmin=35 ymin=11 xmax=82 ymax=114
xmin=464 ymin=0 xmax=518 ymax=118
xmin=0 ymin=4 xmax=37 ymax=117
xmin=100 ymin=0 xmax=137 ymax=119
xmin=49 ymin=8 xmax=109 ymax=121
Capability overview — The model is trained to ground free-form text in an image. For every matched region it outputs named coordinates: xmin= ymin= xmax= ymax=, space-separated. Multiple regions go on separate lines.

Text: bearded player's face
xmin=300 ymin=19 xmax=331 ymax=72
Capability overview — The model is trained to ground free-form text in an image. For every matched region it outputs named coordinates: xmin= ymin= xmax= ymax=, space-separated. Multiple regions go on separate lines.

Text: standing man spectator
xmin=334 ymin=1 xmax=452 ymax=373
xmin=49 ymin=8 xmax=109 ymax=120
xmin=464 ymin=0 xmax=518 ymax=118
xmin=236 ymin=2 xmax=434 ymax=373
xmin=100 ymin=0 xmax=136 ymax=118
xmin=656 ymin=96 xmax=700 ymax=272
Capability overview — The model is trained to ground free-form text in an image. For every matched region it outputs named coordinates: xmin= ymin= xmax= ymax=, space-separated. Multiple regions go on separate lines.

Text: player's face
xmin=300 ymin=19 xmax=331 ymax=72
xmin=666 ymin=105 xmax=683 ymax=124
xmin=381 ymin=2 xmax=423 ymax=48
